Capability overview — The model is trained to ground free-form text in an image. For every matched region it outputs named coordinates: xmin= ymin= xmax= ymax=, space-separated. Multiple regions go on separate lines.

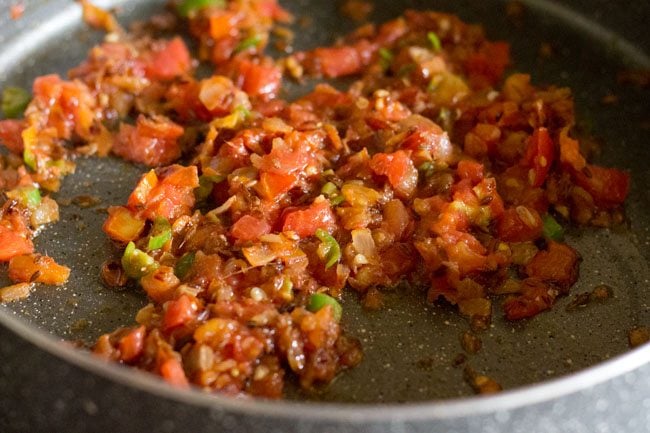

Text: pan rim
xmin=2 ymin=308 xmax=649 ymax=422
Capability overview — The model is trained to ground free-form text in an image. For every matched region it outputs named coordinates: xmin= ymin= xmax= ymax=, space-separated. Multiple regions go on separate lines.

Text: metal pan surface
xmin=0 ymin=0 xmax=648 ymax=431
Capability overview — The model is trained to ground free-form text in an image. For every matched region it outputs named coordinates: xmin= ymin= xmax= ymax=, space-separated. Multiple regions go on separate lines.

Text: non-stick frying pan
xmin=1 ymin=0 xmax=649 ymax=431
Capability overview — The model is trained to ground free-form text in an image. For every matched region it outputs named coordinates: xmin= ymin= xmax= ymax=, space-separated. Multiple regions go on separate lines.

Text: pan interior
xmin=0 ymin=0 xmax=648 ymax=403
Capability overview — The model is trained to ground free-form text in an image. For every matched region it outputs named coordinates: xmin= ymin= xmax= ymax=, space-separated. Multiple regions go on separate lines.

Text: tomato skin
xmin=521 ymin=127 xmax=554 ymax=187
xmin=0 ymin=119 xmax=25 ymax=154
xmin=145 ymin=37 xmax=191 ymax=81
xmin=163 ymin=294 xmax=197 ymax=332
xmin=573 ymin=164 xmax=630 ymax=208
xmin=0 ymin=225 xmax=34 ymax=262
xmin=282 ymin=200 xmax=336 ymax=238
xmin=369 ymin=150 xmax=418 ymax=198
xmin=496 ymin=207 xmax=543 ymax=242
xmin=231 ymin=215 xmax=272 ymax=242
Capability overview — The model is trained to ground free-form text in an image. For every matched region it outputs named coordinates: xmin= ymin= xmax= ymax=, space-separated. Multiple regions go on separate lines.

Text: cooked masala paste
xmin=0 ymin=0 xmax=630 ymax=397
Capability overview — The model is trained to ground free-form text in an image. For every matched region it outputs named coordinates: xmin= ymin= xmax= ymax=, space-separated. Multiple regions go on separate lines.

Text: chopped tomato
xmin=144 ymin=37 xmax=191 ymax=81
xmin=443 ymin=233 xmax=488 ymax=275
xmin=230 ymin=58 xmax=282 ymax=99
xmin=8 ymin=254 xmax=70 ymax=285
xmin=521 ymin=127 xmax=554 ymax=187
xmin=256 ymin=171 xmax=297 ymax=200
xmin=369 ymin=150 xmax=418 ymax=198
xmin=503 ymin=279 xmax=556 ymax=321
xmin=159 ymin=357 xmax=189 ymax=387
xmin=525 ymin=241 xmax=579 ymax=290
xmin=282 ymin=199 xmax=336 ymax=238
xmin=559 ymin=127 xmax=586 ymax=172
xmin=113 ymin=115 xmax=184 ymax=167
xmin=457 ymin=160 xmax=484 ymax=185
xmin=0 ymin=225 xmax=33 ymax=262
xmin=127 ymin=165 xmax=199 ymax=221
xmin=496 ymin=206 xmax=543 ymax=242
xmin=208 ymin=11 xmax=242 ymax=39
xmin=231 ymin=215 xmax=272 ymax=242
xmin=118 ymin=326 xmax=146 ymax=362
xmin=0 ymin=119 xmax=25 ymax=154
xmin=464 ymin=41 xmax=510 ymax=87
xmin=312 ymin=46 xmax=362 ymax=78
xmin=103 ymin=206 xmax=146 ymax=242
xmin=572 ymin=164 xmax=630 ymax=208
xmin=163 ymin=294 xmax=197 ymax=332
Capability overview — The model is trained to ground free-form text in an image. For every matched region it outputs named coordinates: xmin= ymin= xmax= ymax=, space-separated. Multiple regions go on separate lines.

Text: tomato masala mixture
xmin=0 ymin=0 xmax=630 ymax=397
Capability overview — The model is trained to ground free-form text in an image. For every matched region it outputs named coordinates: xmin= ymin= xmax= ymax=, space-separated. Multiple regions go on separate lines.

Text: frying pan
xmin=0 ymin=0 xmax=649 ymax=431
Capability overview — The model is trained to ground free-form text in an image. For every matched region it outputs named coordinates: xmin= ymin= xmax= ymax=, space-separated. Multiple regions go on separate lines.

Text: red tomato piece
xmin=113 ymin=115 xmax=184 ymax=167
xmin=503 ymin=279 xmax=556 ymax=321
xmin=0 ymin=119 xmax=25 ymax=154
xmin=118 ymin=326 xmax=146 ymax=363
xmin=312 ymin=46 xmax=362 ymax=78
xmin=573 ymin=164 xmax=630 ymax=208
xmin=0 ymin=225 xmax=34 ymax=262
xmin=496 ymin=206 xmax=543 ymax=242
xmin=256 ymin=171 xmax=297 ymax=200
xmin=521 ymin=127 xmax=554 ymax=187
xmin=457 ymin=160 xmax=485 ymax=185
xmin=231 ymin=58 xmax=282 ymax=99
xmin=163 ymin=294 xmax=197 ymax=332
xmin=282 ymin=199 xmax=336 ymax=238
xmin=145 ymin=37 xmax=191 ymax=81
xmin=525 ymin=241 xmax=579 ymax=290
xmin=464 ymin=41 xmax=510 ymax=87
xmin=159 ymin=357 xmax=189 ymax=387
xmin=369 ymin=150 xmax=418 ymax=198
xmin=231 ymin=215 xmax=272 ymax=242
xmin=128 ymin=165 xmax=199 ymax=221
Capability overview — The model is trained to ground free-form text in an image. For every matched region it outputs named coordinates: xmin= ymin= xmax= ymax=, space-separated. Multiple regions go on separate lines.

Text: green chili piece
xmin=234 ymin=35 xmax=262 ymax=53
xmin=307 ymin=293 xmax=342 ymax=322
xmin=418 ymin=161 xmax=435 ymax=178
xmin=315 ymin=228 xmax=341 ymax=269
xmin=427 ymin=31 xmax=442 ymax=52
xmin=148 ymin=218 xmax=172 ymax=250
xmin=174 ymin=252 xmax=196 ymax=279
xmin=321 ymin=182 xmax=338 ymax=197
xmin=542 ymin=214 xmax=564 ymax=241
xmin=7 ymin=185 xmax=41 ymax=209
xmin=378 ymin=48 xmax=393 ymax=70
xmin=23 ymin=147 xmax=36 ymax=171
xmin=177 ymin=0 xmax=224 ymax=17
xmin=2 ymin=87 xmax=31 ymax=119
xmin=122 ymin=242 xmax=159 ymax=279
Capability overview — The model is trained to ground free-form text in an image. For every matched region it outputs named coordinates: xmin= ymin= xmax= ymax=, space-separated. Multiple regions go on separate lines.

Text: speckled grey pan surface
xmin=0 ymin=0 xmax=649 ymax=431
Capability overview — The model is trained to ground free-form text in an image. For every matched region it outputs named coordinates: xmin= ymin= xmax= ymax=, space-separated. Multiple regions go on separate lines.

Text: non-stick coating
xmin=0 ymin=0 xmax=648 ymax=427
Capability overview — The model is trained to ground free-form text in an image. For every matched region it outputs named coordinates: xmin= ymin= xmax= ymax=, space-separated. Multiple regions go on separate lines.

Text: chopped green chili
xmin=122 ymin=241 xmax=159 ymax=279
xmin=378 ymin=48 xmax=393 ymax=70
xmin=542 ymin=214 xmax=564 ymax=241
xmin=307 ymin=293 xmax=342 ymax=322
xmin=315 ymin=228 xmax=341 ymax=269
xmin=1 ymin=86 xmax=31 ymax=119
xmin=195 ymin=174 xmax=225 ymax=201
xmin=148 ymin=218 xmax=172 ymax=250
xmin=427 ymin=31 xmax=441 ymax=52
xmin=174 ymin=251 xmax=196 ymax=279
xmin=234 ymin=35 xmax=262 ymax=53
